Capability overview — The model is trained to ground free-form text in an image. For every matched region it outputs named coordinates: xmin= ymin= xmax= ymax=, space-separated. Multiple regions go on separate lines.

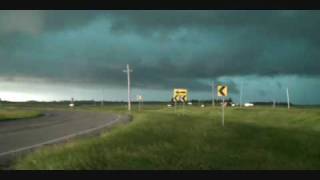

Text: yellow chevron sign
xmin=217 ymin=85 xmax=228 ymax=97
xmin=173 ymin=88 xmax=188 ymax=102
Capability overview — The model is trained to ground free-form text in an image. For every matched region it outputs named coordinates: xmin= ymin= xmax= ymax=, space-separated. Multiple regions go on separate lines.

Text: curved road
xmin=0 ymin=110 xmax=129 ymax=167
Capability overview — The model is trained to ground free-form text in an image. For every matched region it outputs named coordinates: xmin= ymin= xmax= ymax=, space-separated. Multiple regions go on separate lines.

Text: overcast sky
xmin=0 ymin=10 xmax=319 ymax=104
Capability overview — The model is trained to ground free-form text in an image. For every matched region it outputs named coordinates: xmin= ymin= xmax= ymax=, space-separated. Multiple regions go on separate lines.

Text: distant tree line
xmin=0 ymin=100 xmax=171 ymax=107
xmin=0 ymin=99 xmax=296 ymax=107
xmin=251 ymin=101 xmax=294 ymax=106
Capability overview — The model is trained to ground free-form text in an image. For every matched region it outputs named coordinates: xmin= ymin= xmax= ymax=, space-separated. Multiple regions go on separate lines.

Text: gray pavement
xmin=0 ymin=110 xmax=129 ymax=168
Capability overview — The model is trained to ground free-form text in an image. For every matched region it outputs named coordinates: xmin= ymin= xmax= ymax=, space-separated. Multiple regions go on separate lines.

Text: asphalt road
xmin=0 ymin=110 xmax=129 ymax=168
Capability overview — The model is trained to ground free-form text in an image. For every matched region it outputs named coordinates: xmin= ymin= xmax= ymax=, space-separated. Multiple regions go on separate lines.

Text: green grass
xmin=0 ymin=107 xmax=42 ymax=121
xmin=13 ymin=105 xmax=320 ymax=170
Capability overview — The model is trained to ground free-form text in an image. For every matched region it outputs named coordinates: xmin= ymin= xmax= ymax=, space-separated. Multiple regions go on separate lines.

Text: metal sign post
xmin=172 ymin=88 xmax=188 ymax=115
xmin=182 ymin=102 xmax=185 ymax=115
xmin=217 ymin=85 xmax=228 ymax=127
xmin=222 ymin=97 xmax=225 ymax=127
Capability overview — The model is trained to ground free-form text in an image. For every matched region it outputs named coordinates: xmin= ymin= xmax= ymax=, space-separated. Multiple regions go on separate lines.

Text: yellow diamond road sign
xmin=173 ymin=88 xmax=188 ymax=102
xmin=217 ymin=85 xmax=228 ymax=97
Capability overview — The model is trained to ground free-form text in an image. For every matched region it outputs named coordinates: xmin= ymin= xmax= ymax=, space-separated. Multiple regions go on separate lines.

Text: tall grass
xmin=0 ymin=107 xmax=42 ymax=121
xmin=14 ymin=106 xmax=320 ymax=170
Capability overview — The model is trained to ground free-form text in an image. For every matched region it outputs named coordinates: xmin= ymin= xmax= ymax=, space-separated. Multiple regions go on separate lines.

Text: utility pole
xmin=139 ymin=97 xmax=142 ymax=112
xmin=101 ymin=89 xmax=104 ymax=106
xmin=137 ymin=95 xmax=143 ymax=112
xmin=273 ymin=99 xmax=276 ymax=108
xmin=141 ymin=97 xmax=144 ymax=111
xmin=69 ymin=97 xmax=74 ymax=107
xmin=212 ymin=81 xmax=215 ymax=107
xmin=240 ymin=81 xmax=243 ymax=107
xmin=123 ymin=64 xmax=133 ymax=112
xmin=286 ymin=87 xmax=290 ymax=109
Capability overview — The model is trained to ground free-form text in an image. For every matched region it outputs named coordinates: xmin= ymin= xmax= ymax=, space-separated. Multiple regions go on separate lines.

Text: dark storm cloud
xmin=105 ymin=10 xmax=320 ymax=40
xmin=0 ymin=10 xmax=320 ymax=92
xmin=42 ymin=11 xmax=101 ymax=32
xmin=0 ymin=10 xmax=100 ymax=35
xmin=103 ymin=10 xmax=320 ymax=76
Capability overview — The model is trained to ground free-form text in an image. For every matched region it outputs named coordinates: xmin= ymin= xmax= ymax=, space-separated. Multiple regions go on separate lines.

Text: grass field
xmin=0 ymin=107 xmax=42 ymax=121
xmin=11 ymin=105 xmax=320 ymax=170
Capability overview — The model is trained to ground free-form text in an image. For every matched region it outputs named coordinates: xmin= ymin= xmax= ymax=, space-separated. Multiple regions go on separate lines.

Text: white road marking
xmin=0 ymin=115 xmax=122 ymax=157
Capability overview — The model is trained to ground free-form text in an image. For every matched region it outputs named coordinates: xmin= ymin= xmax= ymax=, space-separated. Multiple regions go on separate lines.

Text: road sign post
xmin=172 ymin=88 xmax=188 ymax=115
xmin=182 ymin=102 xmax=185 ymax=115
xmin=217 ymin=85 xmax=228 ymax=127
xmin=222 ymin=97 xmax=225 ymax=127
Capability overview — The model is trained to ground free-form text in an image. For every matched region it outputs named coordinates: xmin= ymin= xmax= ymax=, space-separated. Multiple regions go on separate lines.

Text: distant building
xmin=244 ymin=103 xmax=254 ymax=107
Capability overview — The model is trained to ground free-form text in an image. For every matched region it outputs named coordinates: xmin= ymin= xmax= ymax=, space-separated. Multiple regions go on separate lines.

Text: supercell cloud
xmin=0 ymin=10 xmax=319 ymax=104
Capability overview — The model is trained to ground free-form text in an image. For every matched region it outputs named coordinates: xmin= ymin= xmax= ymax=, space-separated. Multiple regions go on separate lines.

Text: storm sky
xmin=0 ymin=10 xmax=320 ymax=104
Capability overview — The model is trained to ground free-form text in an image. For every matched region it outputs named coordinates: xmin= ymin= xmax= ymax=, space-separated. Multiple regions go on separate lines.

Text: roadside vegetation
xmin=0 ymin=107 xmax=42 ymax=121
xmin=13 ymin=105 xmax=320 ymax=170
